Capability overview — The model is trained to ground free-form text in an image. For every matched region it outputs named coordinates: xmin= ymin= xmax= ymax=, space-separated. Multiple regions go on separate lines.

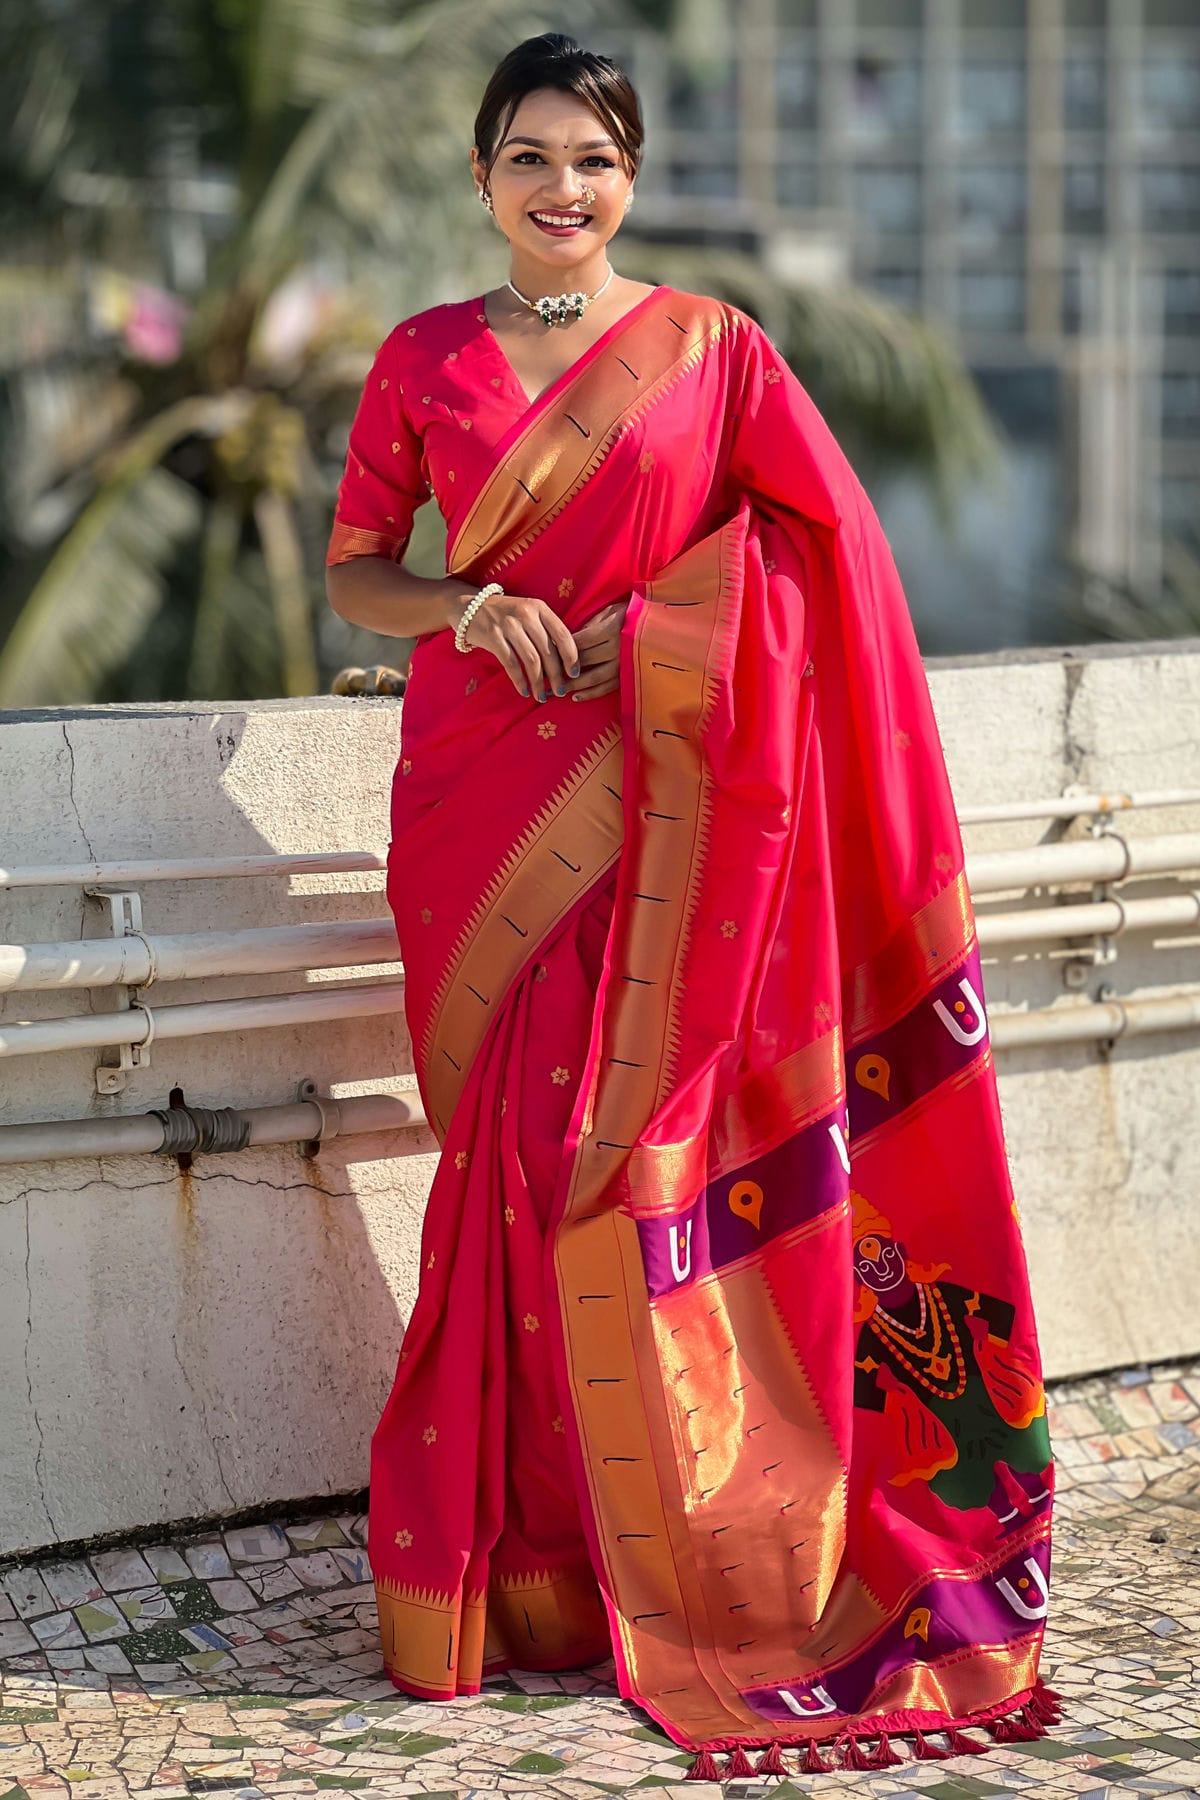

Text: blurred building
xmin=602 ymin=0 xmax=1199 ymax=637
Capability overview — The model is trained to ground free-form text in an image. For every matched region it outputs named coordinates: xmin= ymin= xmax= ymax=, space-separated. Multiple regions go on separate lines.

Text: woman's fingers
xmin=466 ymin=593 xmax=616 ymax=700
xmin=504 ymin=622 xmax=547 ymax=700
xmin=526 ymin=613 xmax=571 ymax=698
xmin=573 ymin=604 xmax=625 ymax=650
xmin=540 ymin=606 xmax=580 ymax=681
xmin=569 ymin=652 xmax=620 ymax=698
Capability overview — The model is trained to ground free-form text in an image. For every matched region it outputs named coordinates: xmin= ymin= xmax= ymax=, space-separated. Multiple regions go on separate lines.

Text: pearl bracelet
xmin=454 ymin=581 xmax=503 ymax=654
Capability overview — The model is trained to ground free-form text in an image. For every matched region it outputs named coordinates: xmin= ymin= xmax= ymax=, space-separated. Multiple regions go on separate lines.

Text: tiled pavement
xmin=1 ymin=1358 xmax=1198 ymax=1800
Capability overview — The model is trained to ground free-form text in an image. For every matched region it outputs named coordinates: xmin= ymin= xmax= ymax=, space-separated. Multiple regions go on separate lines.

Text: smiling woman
xmin=324 ymin=30 xmax=1060 ymax=1783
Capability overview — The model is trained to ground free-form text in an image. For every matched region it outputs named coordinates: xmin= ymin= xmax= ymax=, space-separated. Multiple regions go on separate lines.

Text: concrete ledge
xmin=1 ymin=637 xmax=1198 ymax=1555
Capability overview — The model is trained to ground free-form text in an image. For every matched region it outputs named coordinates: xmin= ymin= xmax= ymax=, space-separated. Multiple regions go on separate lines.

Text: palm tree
xmin=0 ymin=0 xmax=1002 ymax=707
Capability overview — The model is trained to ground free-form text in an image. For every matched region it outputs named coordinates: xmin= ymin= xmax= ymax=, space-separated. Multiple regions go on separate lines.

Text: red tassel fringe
xmin=868 ymin=1729 xmax=905 ymax=1767
xmin=836 ymin=1729 xmax=874 ymax=1769
xmin=685 ymin=1748 xmax=722 ymax=1780
xmin=801 ymin=1736 xmax=833 ymax=1773
xmin=755 ymin=1741 xmax=789 ymax=1777
xmin=680 ymin=1677 xmax=1063 ymax=1784
xmin=945 ymin=1726 xmax=989 ymax=1755
xmin=1030 ymin=1678 xmax=1065 ymax=1723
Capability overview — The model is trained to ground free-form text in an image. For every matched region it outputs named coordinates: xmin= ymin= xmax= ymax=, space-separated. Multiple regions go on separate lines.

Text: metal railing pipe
xmin=0 ymin=981 xmax=406 ymax=1059
xmin=964 ymin=831 xmax=1200 ymax=894
xmin=990 ymin=989 xmax=1200 ymax=1050
xmin=976 ymin=888 xmax=1200 ymax=947
xmin=0 ymin=851 xmax=385 ymax=889
xmin=0 ymin=1090 xmax=427 ymax=1167
xmin=0 ymin=920 xmax=401 ymax=993
xmin=958 ymin=787 xmax=1200 ymax=824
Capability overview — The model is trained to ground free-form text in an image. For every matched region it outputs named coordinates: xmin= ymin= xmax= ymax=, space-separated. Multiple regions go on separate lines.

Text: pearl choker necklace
xmin=505 ymin=264 xmax=615 ymax=327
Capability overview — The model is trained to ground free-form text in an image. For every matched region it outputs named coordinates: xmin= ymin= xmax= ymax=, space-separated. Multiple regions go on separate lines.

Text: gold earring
xmin=624 ymin=190 xmax=634 ymax=212
xmin=478 ymin=186 xmax=493 ymax=211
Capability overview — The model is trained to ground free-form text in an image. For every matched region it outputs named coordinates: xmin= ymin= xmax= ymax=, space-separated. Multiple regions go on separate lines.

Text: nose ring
xmin=580 ymin=183 xmax=596 ymax=205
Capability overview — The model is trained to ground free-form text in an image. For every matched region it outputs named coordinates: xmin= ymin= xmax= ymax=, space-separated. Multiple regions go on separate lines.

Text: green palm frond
xmin=0 ymin=464 xmax=201 ymax=705
xmin=0 ymin=395 xmax=242 ymax=704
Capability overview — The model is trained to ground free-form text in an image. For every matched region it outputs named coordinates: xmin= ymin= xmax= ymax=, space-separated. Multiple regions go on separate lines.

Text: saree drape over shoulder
xmin=327 ymin=285 xmax=1058 ymax=1767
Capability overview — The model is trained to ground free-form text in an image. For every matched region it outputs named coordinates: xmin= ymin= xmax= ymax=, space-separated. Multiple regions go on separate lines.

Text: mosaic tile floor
xmin=1 ymin=1357 xmax=1198 ymax=1800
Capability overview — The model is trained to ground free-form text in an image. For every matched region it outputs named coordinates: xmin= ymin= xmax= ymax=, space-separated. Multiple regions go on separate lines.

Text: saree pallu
xmin=330 ymin=286 xmax=1057 ymax=1762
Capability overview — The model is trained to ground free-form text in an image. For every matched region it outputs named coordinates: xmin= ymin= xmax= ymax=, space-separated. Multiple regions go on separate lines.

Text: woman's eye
xmin=510 ymin=153 xmax=617 ymax=169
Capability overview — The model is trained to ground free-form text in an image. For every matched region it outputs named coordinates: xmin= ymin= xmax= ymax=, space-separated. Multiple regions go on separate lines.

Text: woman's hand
xmin=452 ymin=589 xmax=579 ymax=702
xmin=568 ymin=599 xmax=630 ymax=701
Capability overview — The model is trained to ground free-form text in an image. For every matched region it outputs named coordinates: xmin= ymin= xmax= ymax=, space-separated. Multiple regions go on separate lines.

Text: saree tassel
xmin=801 ymin=1736 xmax=834 ymax=1773
xmin=836 ymin=1729 xmax=874 ymax=1770
xmin=754 ymin=1741 xmax=790 ymax=1777
xmin=867 ymin=1730 xmax=905 ymax=1767
xmin=724 ymin=1746 xmax=756 ymax=1778
xmin=1030 ymin=1678 xmax=1065 ymax=1723
xmin=684 ymin=1748 xmax=722 ymax=1781
xmin=945 ymin=1727 xmax=990 ymax=1755
xmin=913 ymin=1728 xmax=953 ymax=1759
xmin=989 ymin=1711 xmax=1043 ymax=1743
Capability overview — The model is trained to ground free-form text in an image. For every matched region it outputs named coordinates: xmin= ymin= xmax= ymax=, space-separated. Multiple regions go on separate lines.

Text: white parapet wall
xmin=1 ymin=641 xmax=1198 ymax=1558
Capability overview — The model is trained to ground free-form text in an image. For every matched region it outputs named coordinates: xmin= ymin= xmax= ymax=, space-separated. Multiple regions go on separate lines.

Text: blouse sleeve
xmin=326 ymin=331 xmax=431 ymax=567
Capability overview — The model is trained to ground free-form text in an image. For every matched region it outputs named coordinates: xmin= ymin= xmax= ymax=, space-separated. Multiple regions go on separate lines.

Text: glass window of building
xmin=777 ymin=159 xmax=820 ymax=210
xmin=1063 ymin=51 xmax=1107 ymax=131
xmin=958 ymin=164 xmax=1027 ymax=253
xmin=667 ymin=57 xmax=739 ymax=135
xmin=1064 ymin=163 xmax=1107 ymax=234
xmin=1138 ymin=50 xmax=1200 ymax=140
xmin=856 ymin=0 xmax=920 ymax=23
xmin=955 ymin=60 xmax=1027 ymax=140
xmin=1161 ymin=371 xmax=1200 ymax=439
xmin=1144 ymin=0 xmax=1200 ymax=27
xmin=1161 ymin=268 xmax=1200 ymax=336
xmin=1062 ymin=263 xmax=1082 ymax=334
xmin=1161 ymin=477 xmax=1200 ymax=537
xmin=1140 ymin=164 xmax=1200 ymax=232
xmin=852 ymin=164 xmax=923 ymax=235
xmin=958 ymin=268 xmax=1027 ymax=334
xmin=849 ymin=52 xmax=922 ymax=144
xmin=665 ymin=147 xmax=740 ymax=200
xmin=776 ymin=36 xmax=818 ymax=130
xmin=869 ymin=266 xmax=923 ymax=309
xmin=961 ymin=0 xmax=1027 ymax=26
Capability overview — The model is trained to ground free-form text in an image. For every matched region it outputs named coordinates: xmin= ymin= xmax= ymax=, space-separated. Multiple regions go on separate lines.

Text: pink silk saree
xmin=327 ymin=284 xmax=1058 ymax=1768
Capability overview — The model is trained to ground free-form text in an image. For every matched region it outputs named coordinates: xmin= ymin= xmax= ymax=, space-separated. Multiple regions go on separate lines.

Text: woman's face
xmin=471 ymin=87 xmax=634 ymax=268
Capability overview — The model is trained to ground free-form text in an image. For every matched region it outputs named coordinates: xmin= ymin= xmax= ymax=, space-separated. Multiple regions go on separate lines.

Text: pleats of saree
xmin=368 ymin=883 xmax=617 ymax=1696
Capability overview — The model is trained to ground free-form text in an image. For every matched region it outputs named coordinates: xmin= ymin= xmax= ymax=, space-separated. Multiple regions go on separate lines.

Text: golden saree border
xmin=326 ymin=520 xmax=408 ymax=565
xmin=447 ymin=292 xmax=740 ymax=582
xmin=378 ymin=1564 xmax=607 ymax=1692
xmin=481 ymin=1565 xmax=610 ymax=1673
xmin=375 ymin=1576 xmax=485 ymax=1695
xmin=617 ymin=1028 xmax=846 ymax=1219
xmin=617 ymin=879 xmax=979 ymax=1214
xmin=843 ymin=872 xmax=976 ymax=1044
xmin=551 ymin=515 xmax=776 ymax=1743
xmin=420 ymin=725 xmax=624 ymax=1137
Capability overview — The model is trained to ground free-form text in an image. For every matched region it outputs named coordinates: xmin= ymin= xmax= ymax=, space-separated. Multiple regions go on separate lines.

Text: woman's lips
xmin=529 ymin=212 xmax=592 ymax=237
